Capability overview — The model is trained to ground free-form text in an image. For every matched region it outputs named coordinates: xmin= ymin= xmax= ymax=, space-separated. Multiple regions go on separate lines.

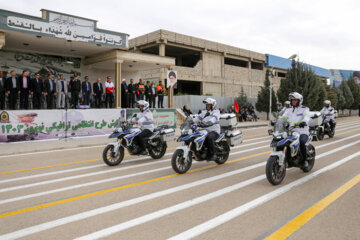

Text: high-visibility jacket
xmin=193 ymin=109 xmax=221 ymax=134
xmin=157 ymin=85 xmax=165 ymax=95
xmin=131 ymin=110 xmax=154 ymax=131
xmin=282 ymin=106 xmax=310 ymax=135
xmin=320 ymin=106 xmax=335 ymax=120
xmin=137 ymin=84 xmax=145 ymax=95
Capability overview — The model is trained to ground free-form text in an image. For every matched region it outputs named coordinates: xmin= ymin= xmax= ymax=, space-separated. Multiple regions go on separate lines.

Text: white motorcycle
xmin=266 ymin=118 xmax=316 ymax=185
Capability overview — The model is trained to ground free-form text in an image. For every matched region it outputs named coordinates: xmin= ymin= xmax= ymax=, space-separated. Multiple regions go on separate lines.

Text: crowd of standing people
xmin=121 ymin=78 xmax=166 ymax=109
xmin=0 ymin=70 xmax=167 ymax=110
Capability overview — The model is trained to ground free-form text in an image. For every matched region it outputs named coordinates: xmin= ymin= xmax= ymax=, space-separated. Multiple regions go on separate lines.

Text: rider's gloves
xmin=299 ymin=121 xmax=307 ymax=128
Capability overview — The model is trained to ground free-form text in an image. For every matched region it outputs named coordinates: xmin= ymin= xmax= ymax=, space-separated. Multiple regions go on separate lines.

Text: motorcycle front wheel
xmin=171 ymin=149 xmax=192 ymax=174
xmin=103 ymin=145 xmax=124 ymax=166
xmin=317 ymin=128 xmax=324 ymax=140
xmin=266 ymin=156 xmax=286 ymax=185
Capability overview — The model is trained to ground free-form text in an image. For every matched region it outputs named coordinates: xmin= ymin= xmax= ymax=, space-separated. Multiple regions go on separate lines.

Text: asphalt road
xmin=0 ymin=116 xmax=359 ymax=240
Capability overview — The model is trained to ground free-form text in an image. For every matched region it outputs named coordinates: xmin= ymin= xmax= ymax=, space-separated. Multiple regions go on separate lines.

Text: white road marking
xmin=0 ymin=144 xmax=270 ymax=193
xmin=2 ymin=138 xmax=359 ymax=240
xmin=0 ymin=139 xmax=269 ymax=184
xmin=168 ymin=150 xmax=360 ymax=240
xmin=75 ymin=141 xmax=360 ymax=240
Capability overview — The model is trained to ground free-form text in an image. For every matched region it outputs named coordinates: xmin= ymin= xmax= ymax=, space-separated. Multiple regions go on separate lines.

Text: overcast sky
xmin=1 ymin=0 xmax=359 ymax=70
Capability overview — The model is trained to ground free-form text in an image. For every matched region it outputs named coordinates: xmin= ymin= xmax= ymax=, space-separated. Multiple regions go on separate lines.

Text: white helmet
xmin=137 ymin=100 xmax=149 ymax=112
xmin=285 ymin=101 xmax=290 ymax=107
xmin=289 ymin=92 xmax=303 ymax=107
xmin=203 ymin=97 xmax=216 ymax=110
xmin=324 ymin=100 xmax=331 ymax=107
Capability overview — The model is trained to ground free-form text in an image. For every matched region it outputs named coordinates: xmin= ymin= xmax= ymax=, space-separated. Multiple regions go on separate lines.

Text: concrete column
xmin=0 ymin=32 xmax=5 ymax=49
xmin=159 ymin=43 xmax=166 ymax=57
xmin=114 ymin=60 xmax=123 ymax=108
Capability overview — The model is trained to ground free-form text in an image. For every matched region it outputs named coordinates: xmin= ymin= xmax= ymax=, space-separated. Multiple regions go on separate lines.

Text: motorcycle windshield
xmin=181 ymin=120 xmax=194 ymax=131
xmin=274 ymin=118 xmax=287 ymax=133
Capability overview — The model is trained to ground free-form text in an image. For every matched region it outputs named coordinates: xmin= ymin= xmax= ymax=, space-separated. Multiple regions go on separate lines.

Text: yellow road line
xmin=0 ymin=159 xmax=102 ymax=175
xmin=265 ymin=173 xmax=360 ymax=240
xmin=0 ymin=150 xmax=271 ymax=219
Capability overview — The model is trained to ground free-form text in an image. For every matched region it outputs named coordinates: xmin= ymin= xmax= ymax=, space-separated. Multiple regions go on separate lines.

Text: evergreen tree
xmin=346 ymin=75 xmax=360 ymax=115
xmin=236 ymin=87 xmax=249 ymax=109
xmin=333 ymin=87 xmax=346 ymax=111
xmin=339 ymin=80 xmax=354 ymax=113
xmin=255 ymin=70 xmax=277 ymax=120
xmin=277 ymin=60 xmax=326 ymax=110
xmin=325 ymin=85 xmax=338 ymax=109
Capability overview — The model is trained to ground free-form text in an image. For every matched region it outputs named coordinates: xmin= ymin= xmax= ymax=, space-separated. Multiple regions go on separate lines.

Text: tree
xmin=333 ymin=87 xmax=346 ymax=111
xmin=255 ymin=70 xmax=277 ymax=120
xmin=346 ymin=75 xmax=360 ymax=115
xmin=236 ymin=87 xmax=249 ymax=109
xmin=277 ymin=60 xmax=326 ymax=110
xmin=339 ymin=80 xmax=354 ymax=113
xmin=325 ymin=85 xmax=338 ymax=109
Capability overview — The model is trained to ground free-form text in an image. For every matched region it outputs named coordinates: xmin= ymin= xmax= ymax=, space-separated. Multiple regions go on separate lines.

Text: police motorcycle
xmin=308 ymin=111 xmax=322 ymax=141
xmin=103 ymin=116 xmax=175 ymax=166
xmin=171 ymin=111 xmax=242 ymax=174
xmin=266 ymin=118 xmax=316 ymax=185
xmin=316 ymin=112 xmax=336 ymax=140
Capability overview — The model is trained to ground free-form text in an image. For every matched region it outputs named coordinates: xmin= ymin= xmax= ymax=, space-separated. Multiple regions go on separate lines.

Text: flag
xmin=234 ymin=99 xmax=239 ymax=113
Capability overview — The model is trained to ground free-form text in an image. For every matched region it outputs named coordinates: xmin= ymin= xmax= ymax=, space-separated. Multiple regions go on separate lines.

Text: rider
xmin=131 ymin=100 xmax=154 ymax=155
xmin=320 ymin=100 xmax=335 ymax=131
xmin=279 ymin=101 xmax=291 ymax=116
xmin=281 ymin=92 xmax=311 ymax=167
xmin=193 ymin=98 xmax=220 ymax=161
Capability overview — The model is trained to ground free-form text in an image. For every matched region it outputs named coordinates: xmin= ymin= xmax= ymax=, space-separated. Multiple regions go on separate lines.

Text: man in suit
xmin=0 ymin=71 xmax=5 ymax=110
xmin=56 ymin=74 xmax=68 ymax=109
xmin=93 ymin=77 xmax=103 ymax=108
xmin=150 ymin=82 xmax=156 ymax=108
xmin=6 ymin=70 xmax=20 ymax=110
xmin=145 ymin=80 xmax=151 ymax=103
xmin=82 ymin=76 xmax=91 ymax=106
xmin=31 ymin=73 xmax=43 ymax=109
xmin=128 ymin=78 xmax=136 ymax=108
xmin=121 ymin=78 xmax=129 ymax=108
xmin=18 ymin=70 xmax=31 ymax=109
xmin=44 ymin=74 xmax=56 ymax=109
xmin=70 ymin=76 xmax=81 ymax=108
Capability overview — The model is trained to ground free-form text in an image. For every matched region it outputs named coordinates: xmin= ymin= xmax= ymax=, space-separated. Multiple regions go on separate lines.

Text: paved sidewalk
xmin=0 ymin=120 xmax=269 ymax=156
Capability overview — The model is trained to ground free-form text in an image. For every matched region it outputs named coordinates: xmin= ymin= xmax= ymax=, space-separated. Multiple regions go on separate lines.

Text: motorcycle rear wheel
xmin=148 ymin=140 xmax=167 ymax=159
xmin=266 ymin=156 xmax=286 ymax=185
xmin=103 ymin=145 xmax=124 ymax=166
xmin=317 ymin=128 xmax=324 ymax=140
xmin=215 ymin=142 xmax=230 ymax=164
xmin=302 ymin=144 xmax=315 ymax=172
xmin=171 ymin=149 xmax=192 ymax=174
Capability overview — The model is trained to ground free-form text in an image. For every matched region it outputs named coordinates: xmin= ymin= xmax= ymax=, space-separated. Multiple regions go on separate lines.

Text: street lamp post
xmin=269 ymin=54 xmax=297 ymax=121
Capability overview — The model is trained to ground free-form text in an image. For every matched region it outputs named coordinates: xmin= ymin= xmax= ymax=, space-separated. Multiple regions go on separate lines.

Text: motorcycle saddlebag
xmin=226 ymin=129 xmax=242 ymax=146
xmin=160 ymin=128 xmax=175 ymax=142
